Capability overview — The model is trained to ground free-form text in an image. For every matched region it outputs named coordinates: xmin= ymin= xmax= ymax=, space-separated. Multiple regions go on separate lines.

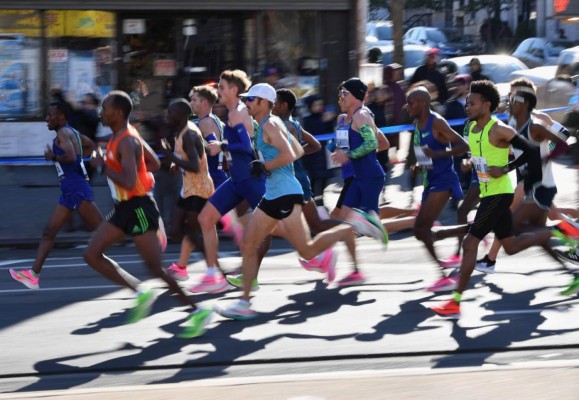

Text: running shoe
xmin=349 ymin=208 xmax=387 ymax=244
xmin=298 ymin=257 xmax=325 ymax=273
xmin=552 ymin=229 xmax=578 ymax=249
xmin=177 ymin=308 xmax=213 ymax=338
xmin=474 ymin=254 xmax=496 ymax=274
xmin=439 ymin=254 xmax=462 ymax=269
xmin=215 ymin=299 xmax=257 ymax=320
xmin=126 ymin=288 xmax=156 ymax=324
xmin=166 ymin=263 xmax=189 ymax=281
xmin=9 ymin=268 xmax=39 ymax=290
xmin=220 ymin=214 xmax=244 ymax=246
xmin=557 ymin=214 xmax=579 ymax=240
xmin=561 ymin=277 xmax=579 ymax=296
xmin=554 ymin=248 xmax=579 ymax=266
xmin=337 ymin=271 xmax=366 ymax=287
xmin=318 ymin=247 xmax=337 ymax=283
xmin=188 ymin=274 xmax=231 ymax=293
xmin=426 ymin=276 xmax=458 ymax=292
xmin=225 ymin=274 xmax=259 ymax=291
xmin=431 ymin=299 xmax=461 ymax=318
xmin=368 ymin=210 xmax=389 ymax=246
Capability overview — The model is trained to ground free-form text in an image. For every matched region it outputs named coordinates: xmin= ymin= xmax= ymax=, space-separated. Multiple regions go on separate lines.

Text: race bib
xmin=414 ymin=146 xmax=433 ymax=169
xmin=335 ymin=128 xmax=349 ymax=150
xmin=54 ymin=161 xmax=64 ymax=179
xmin=471 ymin=156 xmax=490 ymax=183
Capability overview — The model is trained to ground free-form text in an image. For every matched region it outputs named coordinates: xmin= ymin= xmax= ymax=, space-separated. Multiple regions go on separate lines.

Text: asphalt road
xmin=0 ymin=232 xmax=578 ymax=398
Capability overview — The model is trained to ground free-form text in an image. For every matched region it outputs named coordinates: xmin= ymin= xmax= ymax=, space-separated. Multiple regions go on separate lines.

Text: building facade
xmin=0 ymin=1 xmax=358 ymax=158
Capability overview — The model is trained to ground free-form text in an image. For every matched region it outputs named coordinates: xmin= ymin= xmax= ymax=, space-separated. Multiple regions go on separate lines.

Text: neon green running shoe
xmin=552 ymin=229 xmax=578 ymax=249
xmin=226 ymin=274 xmax=259 ymax=291
xmin=126 ymin=288 xmax=156 ymax=324
xmin=178 ymin=308 xmax=213 ymax=339
xmin=561 ymin=277 xmax=579 ymax=296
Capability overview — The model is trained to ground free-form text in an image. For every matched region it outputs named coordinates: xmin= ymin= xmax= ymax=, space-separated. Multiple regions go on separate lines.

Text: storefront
xmin=0 ymin=1 xmax=356 ymax=158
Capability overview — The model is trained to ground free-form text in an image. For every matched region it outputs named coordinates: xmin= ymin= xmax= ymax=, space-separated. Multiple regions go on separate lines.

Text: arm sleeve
xmin=506 ymin=134 xmax=538 ymax=172
xmin=225 ymin=124 xmax=255 ymax=156
xmin=347 ymin=124 xmax=377 ymax=159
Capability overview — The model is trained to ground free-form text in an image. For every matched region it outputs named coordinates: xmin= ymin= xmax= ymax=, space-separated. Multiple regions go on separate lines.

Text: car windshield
xmin=376 ymin=25 xmax=392 ymax=41
xmin=426 ymin=30 xmax=447 ymax=43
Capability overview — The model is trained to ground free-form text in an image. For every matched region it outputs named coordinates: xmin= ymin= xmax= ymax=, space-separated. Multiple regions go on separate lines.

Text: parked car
xmin=368 ymin=43 xmax=432 ymax=69
xmin=508 ymin=46 xmax=579 ymax=122
xmin=403 ymin=26 xmax=478 ymax=58
xmin=512 ymin=37 xmax=577 ymax=68
xmin=446 ymin=54 xmax=529 ymax=84
xmin=366 ymin=21 xmax=393 ymax=46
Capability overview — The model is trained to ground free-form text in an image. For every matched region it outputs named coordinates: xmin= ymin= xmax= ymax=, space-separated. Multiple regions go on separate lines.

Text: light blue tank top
xmin=256 ymin=115 xmax=303 ymax=200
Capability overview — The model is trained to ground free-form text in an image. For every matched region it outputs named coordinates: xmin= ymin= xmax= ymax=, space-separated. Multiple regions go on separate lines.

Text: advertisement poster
xmin=0 ymin=34 xmax=26 ymax=117
xmin=68 ymin=51 xmax=96 ymax=100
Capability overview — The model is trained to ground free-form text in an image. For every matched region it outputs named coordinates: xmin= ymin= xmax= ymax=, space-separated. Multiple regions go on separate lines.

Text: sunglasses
xmin=509 ymin=94 xmax=526 ymax=104
xmin=243 ymin=96 xmax=258 ymax=103
xmin=338 ymin=88 xmax=350 ymax=98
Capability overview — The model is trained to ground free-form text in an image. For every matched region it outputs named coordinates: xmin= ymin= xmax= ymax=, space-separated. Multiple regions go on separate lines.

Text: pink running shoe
xmin=220 ymin=214 xmax=244 ymax=246
xmin=426 ymin=276 xmax=458 ymax=293
xmin=166 ymin=263 xmax=189 ymax=281
xmin=439 ymin=254 xmax=462 ymax=269
xmin=337 ymin=271 xmax=366 ymax=287
xmin=9 ymin=268 xmax=39 ymax=290
xmin=298 ymin=257 xmax=325 ymax=273
xmin=318 ymin=247 xmax=337 ymax=283
xmin=188 ymin=274 xmax=230 ymax=294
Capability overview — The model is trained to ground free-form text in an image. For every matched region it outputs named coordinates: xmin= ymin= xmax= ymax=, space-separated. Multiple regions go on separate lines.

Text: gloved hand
xmin=250 ymin=160 xmax=270 ymax=178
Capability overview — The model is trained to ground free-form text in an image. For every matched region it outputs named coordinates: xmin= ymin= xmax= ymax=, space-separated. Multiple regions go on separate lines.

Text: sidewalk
xmin=1 ymin=364 xmax=577 ymax=399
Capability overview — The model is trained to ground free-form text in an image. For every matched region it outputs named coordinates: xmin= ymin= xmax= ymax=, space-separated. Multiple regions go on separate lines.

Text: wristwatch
xmin=220 ymin=142 xmax=227 ymax=152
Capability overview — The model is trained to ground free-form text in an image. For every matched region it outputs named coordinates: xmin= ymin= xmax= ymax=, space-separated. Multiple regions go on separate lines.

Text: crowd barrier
xmin=0 ymin=106 xmax=571 ymax=166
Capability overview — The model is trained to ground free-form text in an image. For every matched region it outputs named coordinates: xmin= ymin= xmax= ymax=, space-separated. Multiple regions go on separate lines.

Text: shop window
xmin=248 ymin=11 xmax=320 ymax=98
xmin=45 ymin=10 xmax=116 ymax=107
xmin=0 ymin=10 xmax=42 ymax=118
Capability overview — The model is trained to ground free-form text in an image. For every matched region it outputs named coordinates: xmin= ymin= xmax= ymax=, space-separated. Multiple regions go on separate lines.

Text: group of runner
xmin=8 ymin=68 xmax=578 ymax=336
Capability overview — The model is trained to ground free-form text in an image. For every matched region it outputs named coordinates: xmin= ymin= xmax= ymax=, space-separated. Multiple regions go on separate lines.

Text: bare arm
xmin=426 ymin=116 xmax=469 ymax=158
xmin=165 ymin=130 xmax=202 ymax=172
xmin=103 ymin=136 xmax=140 ymax=189
xmin=262 ymin=119 xmax=296 ymax=171
xmin=299 ymin=128 xmax=322 ymax=155
xmin=79 ymin=133 xmax=97 ymax=158
xmin=45 ymin=128 xmax=77 ymax=163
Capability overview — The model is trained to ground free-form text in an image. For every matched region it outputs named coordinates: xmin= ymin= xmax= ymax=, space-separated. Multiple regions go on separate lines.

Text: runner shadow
xmin=356 ymin=294 xmax=438 ymax=342
xmin=431 ymin=283 xmax=577 ymax=369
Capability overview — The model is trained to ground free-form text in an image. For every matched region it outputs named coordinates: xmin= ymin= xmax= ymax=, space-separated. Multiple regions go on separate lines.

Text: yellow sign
xmin=46 ymin=11 xmax=115 ymax=38
xmin=0 ymin=10 xmax=41 ymax=37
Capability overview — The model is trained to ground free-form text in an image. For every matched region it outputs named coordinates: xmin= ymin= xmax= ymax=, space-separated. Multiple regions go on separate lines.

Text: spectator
xmin=468 ymin=58 xmax=489 ymax=82
xmin=410 ymin=49 xmax=449 ymax=103
xmin=301 ymin=95 xmax=338 ymax=206
xmin=383 ymin=63 xmax=408 ymax=150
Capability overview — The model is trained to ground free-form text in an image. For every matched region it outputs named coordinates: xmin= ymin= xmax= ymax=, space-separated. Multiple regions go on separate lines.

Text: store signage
xmin=153 ymin=59 xmax=177 ymax=76
xmin=123 ymin=19 xmax=145 ymax=34
xmin=46 ymin=11 xmax=115 ymax=38
xmin=48 ymin=49 xmax=68 ymax=63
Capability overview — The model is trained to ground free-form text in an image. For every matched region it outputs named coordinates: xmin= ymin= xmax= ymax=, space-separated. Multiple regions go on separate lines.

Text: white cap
xmin=240 ymin=83 xmax=276 ymax=103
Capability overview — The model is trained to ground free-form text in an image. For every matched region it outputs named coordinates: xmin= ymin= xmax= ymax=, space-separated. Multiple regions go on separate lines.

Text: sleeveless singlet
xmin=468 ymin=117 xmax=513 ymax=198
xmin=195 ymin=114 xmax=228 ymax=185
xmin=255 ymin=115 xmax=303 ymax=200
xmin=53 ymin=125 xmax=89 ymax=186
xmin=413 ymin=112 xmax=455 ymax=184
xmin=175 ymin=125 xmax=214 ymax=199
xmin=105 ymin=125 xmax=154 ymax=202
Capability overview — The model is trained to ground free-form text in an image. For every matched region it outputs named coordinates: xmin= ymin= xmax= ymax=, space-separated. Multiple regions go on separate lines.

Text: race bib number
xmin=414 ymin=146 xmax=433 ymax=169
xmin=335 ymin=128 xmax=349 ymax=150
xmin=54 ymin=161 xmax=64 ymax=179
xmin=471 ymin=156 xmax=490 ymax=183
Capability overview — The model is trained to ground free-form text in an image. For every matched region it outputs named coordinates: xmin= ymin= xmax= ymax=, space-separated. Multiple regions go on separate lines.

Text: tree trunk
xmin=391 ymin=0 xmax=404 ymax=66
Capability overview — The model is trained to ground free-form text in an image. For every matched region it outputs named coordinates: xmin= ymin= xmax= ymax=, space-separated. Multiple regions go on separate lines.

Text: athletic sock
xmin=206 ymin=266 xmax=217 ymax=277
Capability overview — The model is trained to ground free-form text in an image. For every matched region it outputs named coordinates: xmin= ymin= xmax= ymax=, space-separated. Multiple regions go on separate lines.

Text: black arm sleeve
xmin=506 ymin=134 xmax=538 ymax=172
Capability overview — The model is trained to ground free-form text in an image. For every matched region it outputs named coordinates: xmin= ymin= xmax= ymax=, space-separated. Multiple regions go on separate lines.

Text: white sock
xmin=206 ymin=267 xmax=217 ymax=277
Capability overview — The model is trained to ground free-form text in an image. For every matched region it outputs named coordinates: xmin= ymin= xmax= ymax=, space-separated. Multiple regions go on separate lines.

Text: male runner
xmin=405 ymin=86 xmax=469 ymax=292
xmin=10 ymin=102 xmax=101 ymax=289
xmin=432 ymin=80 xmax=576 ymax=318
xmin=215 ymin=83 xmax=385 ymax=319
xmin=196 ymin=70 xmax=267 ymax=293
xmin=84 ymin=91 xmax=211 ymax=338
xmin=160 ymin=99 xmax=215 ymax=286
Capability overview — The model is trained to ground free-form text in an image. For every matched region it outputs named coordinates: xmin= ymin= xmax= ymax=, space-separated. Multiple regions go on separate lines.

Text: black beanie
xmin=342 ymin=78 xmax=367 ymax=101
